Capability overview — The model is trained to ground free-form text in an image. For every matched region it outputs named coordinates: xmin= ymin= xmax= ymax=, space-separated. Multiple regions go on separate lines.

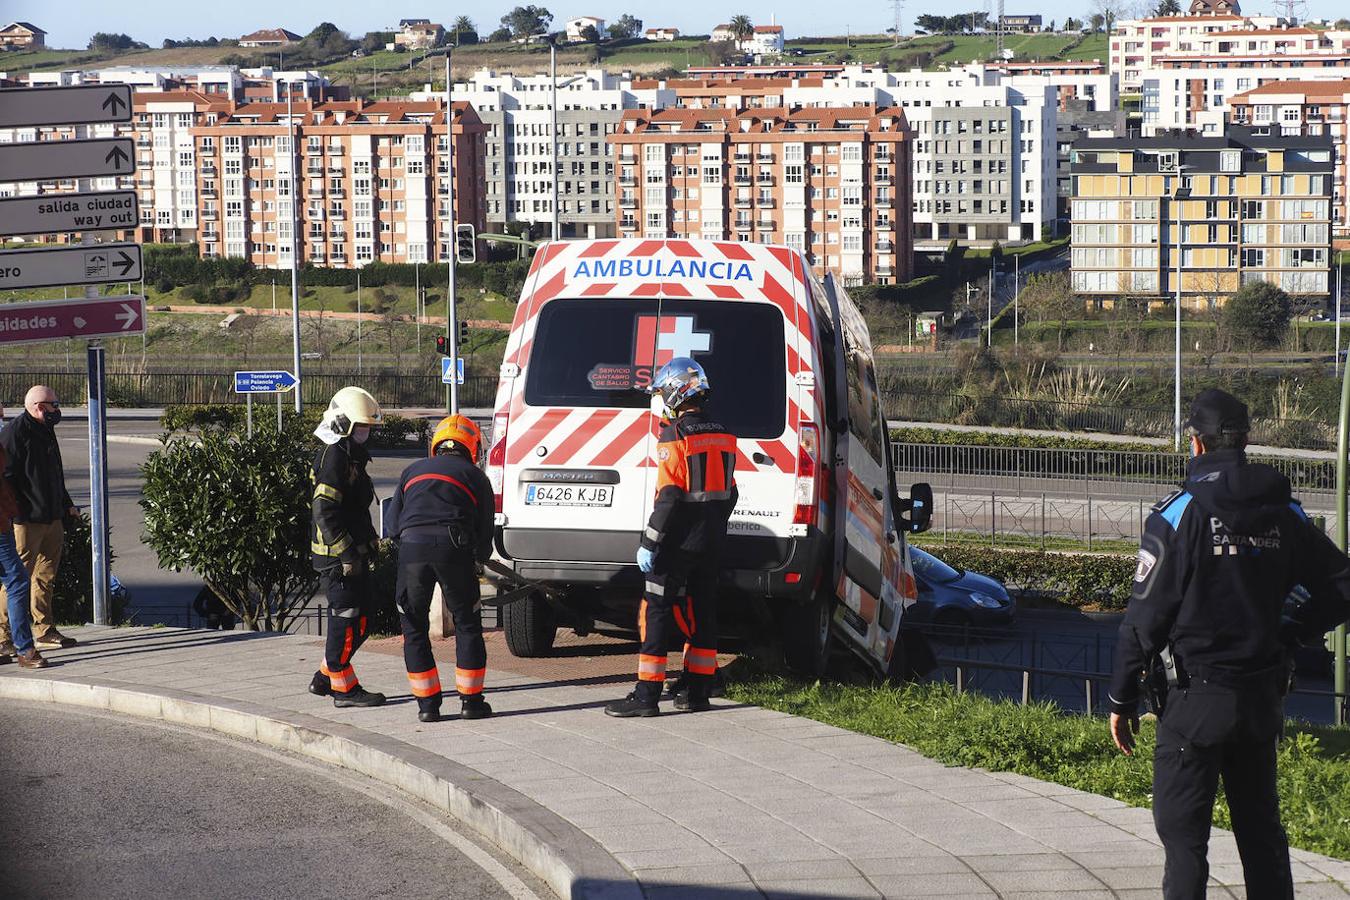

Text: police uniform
xmin=608 ymin=404 xmax=737 ymax=716
xmin=309 ymin=437 xmax=382 ymax=703
xmin=1108 ymin=389 xmax=1350 ymax=900
xmin=387 ymin=436 xmax=495 ymax=722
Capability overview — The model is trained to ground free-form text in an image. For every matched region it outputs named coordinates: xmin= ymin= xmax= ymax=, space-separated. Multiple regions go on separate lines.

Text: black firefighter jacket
xmin=386 ymin=453 xmax=495 ymax=563
xmin=310 ymin=438 xmax=378 ymax=573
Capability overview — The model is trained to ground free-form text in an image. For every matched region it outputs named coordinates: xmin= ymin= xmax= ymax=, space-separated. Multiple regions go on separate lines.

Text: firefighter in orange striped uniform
xmin=307 ymin=387 xmax=386 ymax=709
xmin=607 ymin=358 xmax=737 ymax=718
xmin=386 ymin=415 xmax=495 ymax=723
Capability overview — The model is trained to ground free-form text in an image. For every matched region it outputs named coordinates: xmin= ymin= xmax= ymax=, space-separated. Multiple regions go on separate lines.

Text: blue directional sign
xmin=441 ymin=356 xmax=465 ymax=385
xmin=234 ymin=370 xmax=298 ymax=394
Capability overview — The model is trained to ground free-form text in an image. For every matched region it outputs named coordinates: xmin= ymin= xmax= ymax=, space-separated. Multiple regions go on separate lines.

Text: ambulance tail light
xmin=792 ymin=423 xmax=820 ymax=527
xmin=486 ymin=413 xmax=509 ymax=514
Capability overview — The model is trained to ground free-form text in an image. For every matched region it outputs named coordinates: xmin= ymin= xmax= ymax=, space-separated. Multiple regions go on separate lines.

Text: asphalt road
xmin=0 ymin=701 xmax=546 ymax=900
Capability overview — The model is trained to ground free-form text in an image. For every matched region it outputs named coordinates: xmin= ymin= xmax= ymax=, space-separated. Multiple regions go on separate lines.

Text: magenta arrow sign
xmin=0 ymin=296 xmax=146 ymax=346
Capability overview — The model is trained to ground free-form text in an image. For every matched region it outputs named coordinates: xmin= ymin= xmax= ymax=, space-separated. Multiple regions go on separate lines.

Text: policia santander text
xmin=307 ymin=387 xmax=388 ymax=708
xmin=1108 ymin=389 xmax=1350 ymax=900
xmin=386 ymin=415 xmax=495 ymax=723
xmin=607 ymin=357 xmax=737 ymax=718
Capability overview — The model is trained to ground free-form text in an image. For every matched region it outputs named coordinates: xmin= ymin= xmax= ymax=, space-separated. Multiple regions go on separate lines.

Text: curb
xmin=107 ymin=435 xmax=164 ymax=447
xmin=0 ymin=673 xmax=642 ymax=900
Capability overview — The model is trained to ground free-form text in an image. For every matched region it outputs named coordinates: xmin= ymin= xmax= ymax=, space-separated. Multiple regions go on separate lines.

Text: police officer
xmin=307 ymin=387 xmax=386 ymax=709
xmin=386 ymin=415 xmax=494 ymax=723
xmin=1108 ymin=388 xmax=1350 ymax=900
xmin=606 ymin=358 xmax=737 ymax=718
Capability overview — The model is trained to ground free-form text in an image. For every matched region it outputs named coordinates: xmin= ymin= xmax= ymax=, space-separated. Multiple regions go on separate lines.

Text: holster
xmin=446 ymin=523 xmax=472 ymax=551
xmin=1146 ymin=644 xmax=1185 ymax=716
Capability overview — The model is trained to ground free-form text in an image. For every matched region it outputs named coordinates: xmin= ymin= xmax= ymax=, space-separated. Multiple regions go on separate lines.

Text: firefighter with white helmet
xmin=385 ymin=415 xmax=495 ymax=722
xmin=606 ymin=358 xmax=738 ymax=717
xmin=307 ymin=386 xmax=387 ymax=708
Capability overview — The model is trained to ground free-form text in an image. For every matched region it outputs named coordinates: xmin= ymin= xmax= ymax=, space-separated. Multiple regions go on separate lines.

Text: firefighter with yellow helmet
xmin=307 ymin=387 xmax=386 ymax=708
xmin=385 ymin=415 xmax=495 ymax=722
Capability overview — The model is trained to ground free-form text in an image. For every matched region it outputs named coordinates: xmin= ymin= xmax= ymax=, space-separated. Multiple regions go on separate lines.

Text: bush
xmin=161 ymin=405 xmax=429 ymax=450
xmin=54 ymin=513 xmax=125 ymax=625
xmin=925 ymin=546 xmax=1136 ymax=610
xmin=891 ymin=426 xmax=1162 ymax=453
xmin=160 ymin=404 xmax=246 ymax=433
xmin=140 ymin=429 xmax=320 ymax=631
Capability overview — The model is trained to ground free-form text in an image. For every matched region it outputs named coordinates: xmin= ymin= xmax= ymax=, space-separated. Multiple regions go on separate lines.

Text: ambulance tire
xmin=502 ymin=591 xmax=558 ymax=657
xmin=782 ymin=595 xmax=832 ymax=678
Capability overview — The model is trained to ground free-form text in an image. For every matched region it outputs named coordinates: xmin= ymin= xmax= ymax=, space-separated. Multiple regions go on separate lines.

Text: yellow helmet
xmin=431 ymin=414 xmax=482 ymax=462
xmin=321 ymin=386 xmax=383 ymax=437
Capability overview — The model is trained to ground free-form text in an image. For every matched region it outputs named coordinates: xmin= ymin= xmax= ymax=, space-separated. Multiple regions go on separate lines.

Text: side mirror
xmin=897 ymin=482 xmax=933 ymax=534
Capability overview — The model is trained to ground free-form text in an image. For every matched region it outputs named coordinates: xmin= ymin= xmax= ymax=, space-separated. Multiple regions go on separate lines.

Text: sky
xmin=6 ymin=0 xmax=1348 ymax=51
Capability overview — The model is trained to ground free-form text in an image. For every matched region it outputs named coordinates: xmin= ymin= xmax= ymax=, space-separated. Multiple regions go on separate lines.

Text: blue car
xmin=906 ymin=545 xmax=1016 ymax=630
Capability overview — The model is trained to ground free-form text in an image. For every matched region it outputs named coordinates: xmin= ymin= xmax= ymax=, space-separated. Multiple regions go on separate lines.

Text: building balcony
xmin=873 ymin=175 xmax=893 ymax=186
xmin=756 ymin=220 xmax=775 ymax=230
xmin=734 ymin=222 xmax=753 ymax=232
xmin=875 ymin=218 xmax=892 ymax=228
xmin=327 ymin=164 xmax=344 ymax=174
xmin=734 ymin=175 xmax=753 ymax=185
xmin=758 ymin=198 xmax=776 ymax=209
xmin=330 ymin=189 xmax=345 ymax=198
xmin=201 ymin=210 xmax=218 ymax=221
xmin=876 ymin=240 xmax=894 ymax=252
xmin=136 ymin=139 xmax=151 ymax=148
xmin=200 ymin=164 xmax=217 ymax=175
xmin=876 ymin=265 xmax=895 ymax=276
xmin=619 ymin=174 xmax=637 ymax=185
xmin=734 ymin=152 xmax=752 ymax=162
xmin=756 ymin=153 xmax=774 ymax=163
xmin=309 ymin=233 xmax=326 ymax=242
xmin=735 ymin=197 xmax=753 ymax=207
xmin=619 ymin=197 xmax=638 ymax=208
xmin=756 ymin=176 xmax=774 ymax=186
xmin=327 ymin=145 xmax=344 ymax=156
xmin=201 ymin=190 xmax=217 ymax=200
xmin=201 ymin=232 xmax=218 ymax=242
xmin=329 ymin=230 xmax=346 ymax=240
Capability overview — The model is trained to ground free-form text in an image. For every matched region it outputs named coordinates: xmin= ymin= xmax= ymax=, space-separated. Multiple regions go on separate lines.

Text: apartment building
xmin=1069 ymin=128 xmax=1334 ymax=307
xmin=430 ymin=69 xmax=671 ymax=239
xmin=192 ymin=99 xmax=485 ymax=268
xmin=609 ymin=105 xmax=913 ymax=285
xmin=1228 ymin=80 xmax=1350 ymax=236
xmin=1111 ymin=14 xmax=1281 ymax=92
xmin=1138 ymin=54 xmax=1350 ymax=136
xmin=25 ymin=66 xmax=341 ymax=102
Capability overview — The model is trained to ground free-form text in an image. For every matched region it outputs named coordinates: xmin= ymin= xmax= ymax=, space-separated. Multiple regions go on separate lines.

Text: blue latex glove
xmin=636 ymin=547 xmax=656 ymax=574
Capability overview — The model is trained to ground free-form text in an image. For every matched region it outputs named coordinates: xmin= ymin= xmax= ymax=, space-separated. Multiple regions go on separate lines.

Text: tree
xmin=729 ymin=14 xmax=755 ymax=44
xmin=1153 ymin=0 xmax=1181 ymax=14
xmin=707 ymin=40 xmax=737 ymax=65
xmin=88 ymin=32 xmax=146 ymax=52
xmin=1089 ymin=13 xmax=1106 ymax=32
xmin=488 ymin=27 xmax=512 ymax=42
xmin=580 ymin=24 xmax=600 ymax=43
xmin=141 ymin=428 xmax=322 ymax=632
xmin=1224 ymin=281 xmax=1292 ymax=359
xmin=501 ymin=6 xmax=553 ymax=39
xmin=1018 ymin=271 xmax=1080 ymax=351
xmin=608 ymin=14 xmax=643 ymax=40
xmin=451 ymin=16 xmax=476 ymax=45
xmin=1337 ymin=18 xmax=1350 ymax=30
xmin=1064 ymin=16 xmax=1083 ymax=31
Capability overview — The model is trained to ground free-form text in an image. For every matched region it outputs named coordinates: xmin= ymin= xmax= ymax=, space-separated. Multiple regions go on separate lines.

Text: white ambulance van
xmin=485 ymin=238 xmax=932 ymax=677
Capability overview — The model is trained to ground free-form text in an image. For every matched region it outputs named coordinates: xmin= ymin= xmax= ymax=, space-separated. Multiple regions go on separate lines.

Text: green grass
xmin=913 ymin=531 xmax=1140 ymax=555
xmin=724 ymin=662 xmax=1350 ymax=860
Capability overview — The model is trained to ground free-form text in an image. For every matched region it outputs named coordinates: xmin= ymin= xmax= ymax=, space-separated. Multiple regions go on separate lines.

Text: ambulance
xmin=485 ymin=238 xmax=932 ymax=678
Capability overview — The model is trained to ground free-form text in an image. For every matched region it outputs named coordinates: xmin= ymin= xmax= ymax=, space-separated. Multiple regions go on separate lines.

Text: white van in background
xmin=485 ymin=238 xmax=932 ymax=678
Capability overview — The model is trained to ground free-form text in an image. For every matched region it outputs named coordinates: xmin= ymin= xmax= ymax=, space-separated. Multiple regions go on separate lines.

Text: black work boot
xmin=460 ymin=696 xmax=493 ymax=720
xmin=661 ymin=672 xmax=688 ymax=700
xmin=333 ymin=686 xmax=386 ymax=708
xmin=417 ymin=706 xmax=443 ymax=723
xmin=605 ymin=690 xmax=660 ymax=718
xmin=308 ymin=671 xmax=331 ymax=696
xmin=674 ymin=689 xmax=712 ymax=712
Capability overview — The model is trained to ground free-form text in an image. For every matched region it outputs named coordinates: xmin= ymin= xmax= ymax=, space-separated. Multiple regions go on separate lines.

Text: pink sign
xmin=0 ymin=296 xmax=145 ymax=346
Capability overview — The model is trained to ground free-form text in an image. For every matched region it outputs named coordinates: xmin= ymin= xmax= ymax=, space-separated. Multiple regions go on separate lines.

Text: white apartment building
xmin=23 ymin=66 xmax=335 ymax=102
xmin=1139 ymin=59 xmax=1350 ymax=135
xmin=417 ymin=68 xmax=672 ymax=238
xmin=1111 ymin=14 xmax=1284 ymax=92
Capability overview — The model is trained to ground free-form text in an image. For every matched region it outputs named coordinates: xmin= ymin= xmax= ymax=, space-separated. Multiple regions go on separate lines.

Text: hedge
xmin=160 ymin=404 xmax=431 ymax=449
xmin=926 ymin=545 xmax=1135 ymax=611
xmin=891 ymin=426 xmax=1164 ymax=452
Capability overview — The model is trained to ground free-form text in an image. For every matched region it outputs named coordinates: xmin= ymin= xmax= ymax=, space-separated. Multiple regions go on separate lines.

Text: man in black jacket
xmin=386 ymin=415 xmax=495 ymax=723
xmin=0 ymin=385 xmax=79 ymax=652
xmin=1108 ymin=388 xmax=1350 ymax=900
xmin=306 ymin=387 xmax=386 ymax=709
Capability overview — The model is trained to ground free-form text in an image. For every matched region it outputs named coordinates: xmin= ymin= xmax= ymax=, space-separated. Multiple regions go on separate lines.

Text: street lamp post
xmin=550 ymin=38 xmax=560 ymax=241
xmin=1171 ymin=179 xmax=1192 ymax=451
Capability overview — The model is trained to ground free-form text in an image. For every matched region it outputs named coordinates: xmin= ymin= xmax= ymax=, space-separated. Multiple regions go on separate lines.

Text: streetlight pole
xmin=1172 ymin=181 xmax=1191 ymax=450
xmin=287 ymin=84 xmax=303 ymax=413
xmin=445 ymin=52 xmax=460 ymax=413
xmin=550 ymin=38 xmax=560 ymax=241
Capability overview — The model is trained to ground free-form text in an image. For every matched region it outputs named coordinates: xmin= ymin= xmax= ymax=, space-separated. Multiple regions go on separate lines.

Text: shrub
xmin=140 ymin=429 xmax=319 ymax=630
xmin=54 ymin=513 xmax=125 ymax=625
xmin=160 ymin=404 xmax=246 ymax=433
xmin=924 ymin=546 xmax=1135 ymax=610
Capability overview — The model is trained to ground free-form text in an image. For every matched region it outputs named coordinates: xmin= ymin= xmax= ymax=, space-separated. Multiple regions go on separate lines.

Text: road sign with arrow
xmin=0 ymin=243 xmax=141 ymax=290
xmin=0 ymin=84 xmax=133 ymax=128
xmin=0 ymin=191 xmax=139 ymax=238
xmin=0 ymin=296 xmax=145 ymax=346
xmin=0 ymin=137 xmax=135 ymax=183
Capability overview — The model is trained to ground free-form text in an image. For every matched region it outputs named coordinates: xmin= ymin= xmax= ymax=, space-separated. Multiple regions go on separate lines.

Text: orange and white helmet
xmin=431 ymin=414 xmax=483 ymax=462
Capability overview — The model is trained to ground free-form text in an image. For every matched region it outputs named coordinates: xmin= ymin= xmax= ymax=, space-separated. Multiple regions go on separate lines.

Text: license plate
xmin=524 ymin=483 xmax=615 ymax=507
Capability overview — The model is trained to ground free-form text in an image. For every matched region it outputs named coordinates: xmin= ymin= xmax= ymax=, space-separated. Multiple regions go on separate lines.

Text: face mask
xmin=45 ymin=408 xmax=62 ymax=426
xmin=351 ymin=425 xmax=371 ymax=444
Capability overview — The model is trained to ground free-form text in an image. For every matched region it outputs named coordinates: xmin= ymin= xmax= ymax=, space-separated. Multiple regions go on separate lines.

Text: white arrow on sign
xmin=74 ymin=317 xmax=87 ymax=328
xmin=115 ymin=303 xmax=139 ymax=330
xmin=0 ymin=84 xmax=133 ymax=128
xmin=0 ymin=243 xmax=142 ymax=290
xmin=0 ymin=138 xmax=135 ymax=184
xmin=0 ymin=191 xmax=139 ymax=238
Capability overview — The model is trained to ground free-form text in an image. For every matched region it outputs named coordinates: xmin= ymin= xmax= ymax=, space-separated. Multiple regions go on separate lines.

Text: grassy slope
xmin=725 ymin=663 xmax=1350 ymax=860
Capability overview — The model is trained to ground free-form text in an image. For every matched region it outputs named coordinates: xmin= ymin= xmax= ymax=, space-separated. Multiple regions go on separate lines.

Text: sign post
xmin=0 ymin=82 xmax=135 ymax=628
xmin=234 ymin=370 xmax=298 ymax=438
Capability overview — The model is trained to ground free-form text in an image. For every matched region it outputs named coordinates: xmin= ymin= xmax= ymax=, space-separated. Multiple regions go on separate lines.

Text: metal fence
xmin=894 ymin=443 xmax=1337 ymax=504
xmin=932 ymin=492 xmax=1151 ymax=549
xmin=0 ymin=370 xmax=499 ymax=409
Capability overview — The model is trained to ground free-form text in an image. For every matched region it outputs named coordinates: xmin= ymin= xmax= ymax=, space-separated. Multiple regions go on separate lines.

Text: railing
xmin=0 ymin=371 xmax=500 ymax=409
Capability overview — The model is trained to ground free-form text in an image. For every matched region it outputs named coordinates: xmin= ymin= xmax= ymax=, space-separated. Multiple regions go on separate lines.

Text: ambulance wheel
xmin=782 ymin=596 xmax=832 ymax=677
xmin=502 ymin=592 xmax=557 ymax=658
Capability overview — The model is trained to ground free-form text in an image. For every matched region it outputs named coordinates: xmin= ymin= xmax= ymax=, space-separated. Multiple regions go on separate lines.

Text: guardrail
xmin=0 ymin=371 xmax=499 ymax=409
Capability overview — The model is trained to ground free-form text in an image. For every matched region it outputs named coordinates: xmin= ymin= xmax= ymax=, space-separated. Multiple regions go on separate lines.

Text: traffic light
xmin=455 ymin=223 xmax=476 ymax=264
xmin=458 ymin=320 xmax=469 ymax=345
xmin=435 ymin=334 xmax=448 ymax=354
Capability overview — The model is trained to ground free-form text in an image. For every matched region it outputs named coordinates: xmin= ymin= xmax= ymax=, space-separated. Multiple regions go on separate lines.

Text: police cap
xmin=1185 ymin=388 xmax=1250 ymax=435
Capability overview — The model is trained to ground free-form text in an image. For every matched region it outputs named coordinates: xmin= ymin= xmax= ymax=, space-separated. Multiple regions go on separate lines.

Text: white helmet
xmin=319 ymin=386 xmax=383 ymax=438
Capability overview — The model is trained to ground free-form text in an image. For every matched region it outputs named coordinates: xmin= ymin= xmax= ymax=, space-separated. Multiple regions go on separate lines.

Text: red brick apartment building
xmin=609 ymin=106 xmax=913 ymax=285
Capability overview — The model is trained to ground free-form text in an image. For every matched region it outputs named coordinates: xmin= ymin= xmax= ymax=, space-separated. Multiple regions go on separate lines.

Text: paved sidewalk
xmin=3 ymin=627 xmax=1349 ymax=900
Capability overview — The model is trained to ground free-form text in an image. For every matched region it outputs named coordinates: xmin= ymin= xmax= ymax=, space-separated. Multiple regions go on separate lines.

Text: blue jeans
xmin=0 ymin=531 xmax=33 ymax=654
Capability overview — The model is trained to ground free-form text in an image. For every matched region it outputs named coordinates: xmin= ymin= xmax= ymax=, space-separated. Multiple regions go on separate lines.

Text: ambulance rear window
xmin=524 ymin=297 xmax=787 ymax=439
